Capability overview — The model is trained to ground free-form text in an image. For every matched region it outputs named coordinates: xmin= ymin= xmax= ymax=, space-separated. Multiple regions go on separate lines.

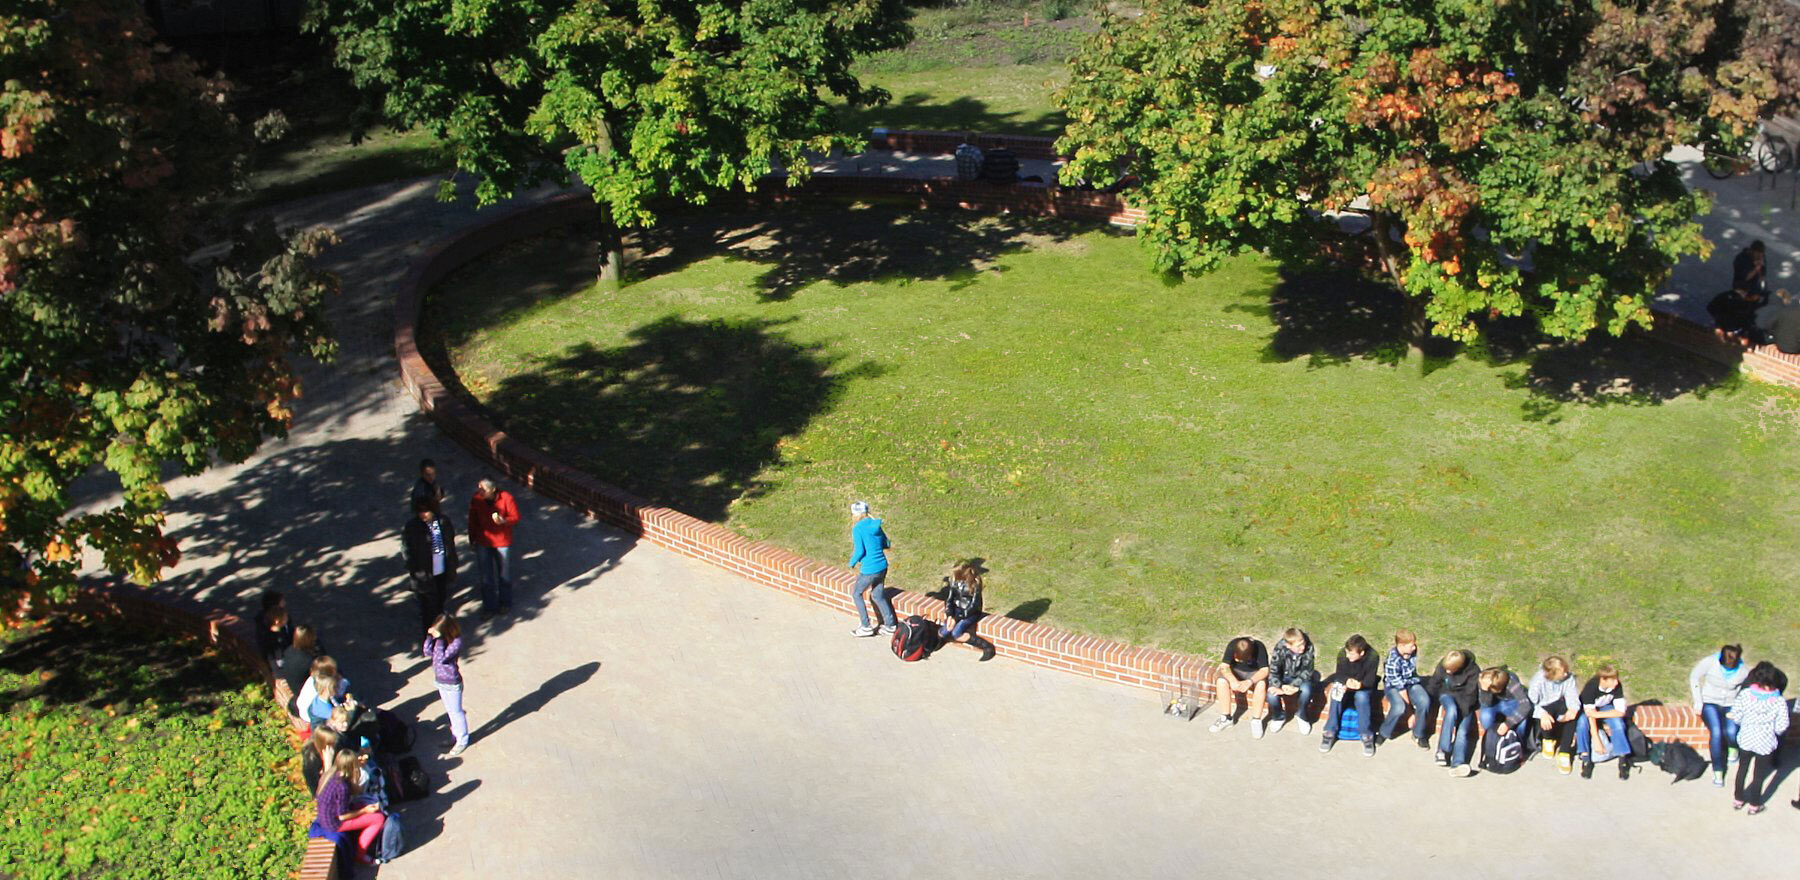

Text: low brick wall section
xmin=71 ymin=583 xmax=337 ymax=880
xmin=1648 ymin=309 xmax=1800 ymax=386
xmin=394 ymin=181 xmax=1726 ymax=751
xmin=867 ymin=128 xmax=1061 ymax=160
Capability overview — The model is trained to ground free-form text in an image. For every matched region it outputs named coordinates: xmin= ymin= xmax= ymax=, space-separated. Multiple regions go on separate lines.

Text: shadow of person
xmin=386 ymin=778 xmax=482 ymax=856
xmin=1002 ymin=597 xmax=1052 ymax=623
xmin=466 ymin=661 xmax=601 ymax=745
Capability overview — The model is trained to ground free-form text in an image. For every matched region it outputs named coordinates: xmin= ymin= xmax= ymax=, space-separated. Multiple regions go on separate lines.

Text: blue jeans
xmin=1702 ymin=702 xmax=1740 ymax=772
xmin=1478 ymin=699 xmax=1521 ymax=737
xmin=437 ymin=682 xmax=469 ymax=748
xmin=939 ymin=617 xmax=975 ymax=640
xmin=1265 ymin=679 xmax=1313 ymax=721
xmin=476 ymin=544 xmax=512 ymax=612
xmin=1380 ymin=684 xmax=1432 ymax=740
xmin=852 ymin=569 xmax=895 ymax=629
xmin=1437 ymin=695 xmax=1475 ymax=767
xmin=1324 ymin=688 xmax=1374 ymax=743
xmin=1576 ymin=713 xmax=1629 ymax=762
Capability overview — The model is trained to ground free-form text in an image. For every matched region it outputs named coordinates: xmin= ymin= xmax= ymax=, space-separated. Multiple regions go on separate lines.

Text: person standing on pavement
xmin=425 ymin=613 xmax=470 ymax=758
xmin=468 ymin=477 xmax=521 ymax=618
xmin=411 ymin=458 xmax=446 ymax=509
xmin=403 ymin=497 xmax=457 ymax=638
xmin=1727 ymin=661 xmax=1789 ymax=814
xmin=847 ymin=501 xmax=897 ymax=637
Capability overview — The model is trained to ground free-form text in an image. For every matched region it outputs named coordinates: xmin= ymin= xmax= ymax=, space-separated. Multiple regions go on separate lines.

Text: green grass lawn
xmin=423 ymin=203 xmax=1800 ymax=703
xmin=0 ymin=617 xmax=308 ymax=877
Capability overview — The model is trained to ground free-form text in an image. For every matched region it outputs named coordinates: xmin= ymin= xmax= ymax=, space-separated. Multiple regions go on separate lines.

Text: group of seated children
xmin=1208 ymin=630 xmax=1794 ymax=807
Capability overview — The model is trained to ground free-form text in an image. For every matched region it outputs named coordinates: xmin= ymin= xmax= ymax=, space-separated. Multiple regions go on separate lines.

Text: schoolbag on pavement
xmin=1337 ymin=706 xmax=1362 ymax=740
xmin=1649 ymin=740 xmax=1709 ymax=783
xmin=1481 ymin=727 xmax=1525 ymax=774
xmin=891 ymin=616 xmax=938 ymax=662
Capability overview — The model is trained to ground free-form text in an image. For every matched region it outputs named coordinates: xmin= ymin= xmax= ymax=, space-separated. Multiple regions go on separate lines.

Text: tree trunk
xmin=593 ymin=116 xmax=625 ymax=292
xmin=1371 ymin=213 xmax=1432 ymax=357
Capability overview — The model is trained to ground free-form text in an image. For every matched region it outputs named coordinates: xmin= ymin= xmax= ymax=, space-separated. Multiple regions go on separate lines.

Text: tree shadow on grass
xmin=0 ymin=617 xmax=245 ymax=716
xmin=470 ymin=315 xmax=886 ymax=521
xmin=841 ymin=93 xmax=1070 ymax=139
xmin=1235 ymin=267 xmax=1739 ymax=419
xmin=630 ymin=201 xmax=1085 ymax=302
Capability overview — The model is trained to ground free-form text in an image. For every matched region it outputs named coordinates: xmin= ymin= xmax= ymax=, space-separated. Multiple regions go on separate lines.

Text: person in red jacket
xmin=468 ymin=477 xmax=521 ymax=617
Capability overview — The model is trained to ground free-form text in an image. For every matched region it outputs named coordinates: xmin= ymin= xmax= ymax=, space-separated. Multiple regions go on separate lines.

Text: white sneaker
xmin=851 ymin=625 xmax=877 ymax=637
xmin=879 ymin=624 xmax=897 ymax=635
xmin=1209 ymin=715 xmax=1234 ymax=733
xmin=1265 ymin=718 xmax=1286 ymax=736
xmin=443 ymin=743 xmax=467 ymax=758
xmin=1297 ymin=719 xmax=1313 ymax=736
xmin=1449 ymin=764 xmax=1473 ymax=778
xmin=1250 ymin=718 xmax=1266 ymax=739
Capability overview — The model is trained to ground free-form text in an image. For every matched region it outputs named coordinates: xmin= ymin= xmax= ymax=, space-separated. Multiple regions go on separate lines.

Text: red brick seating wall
xmin=865 ymin=129 xmax=1061 ymax=160
xmin=392 ymin=165 xmax=1737 ymax=752
xmin=69 ymin=583 xmax=339 ymax=880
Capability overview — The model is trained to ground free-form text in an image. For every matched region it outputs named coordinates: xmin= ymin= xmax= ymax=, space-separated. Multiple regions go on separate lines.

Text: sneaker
xmin=1580 ymin=759 xmax=1594 ymax=779
xmin=1434 ymin=751 xmax=1449 ymax=767
xmin=1713 ymin=770 xmax=1726 ymax=787
xmin=1746 ymin=804 xmax=1765 ymax=815
xmin=1250 ymin=718 xmax=1266 ymax=739
xmin=1449 ymin=764 xmax=1473 ymax=778
xmin=1557 ymin=753 xmax=1573 ymax=775
xmin=1319 ymin=738 xmax=1335 ymax=754
xmin=1415 ymin=736 xmax=1431 ymax=750
xmin=444 ymin=743 xmax=467 ymax=758
xmin=1542 ymin=740 xmax=1557 ymax=758
xmin=1296 ymin=719 xmax=1313 ymax=736
xmin=1265 ymin=717 xmax=1287 ymax=736
xmin=851 ymin=625 xmax=878 ymax=637
xmin=1727 ymin=747 xmax=1739 ymax=766
xmin=1209 ymin=715 xmax=1235 ymax=733
xmin=1618 ymin=761 xmax=1631 ymax=781
xmin=1362 ymin=740 xmax=1376 ymax=758
xmin=1373 ymin=734 xmax=1388 ymax=747
xmin=879 ymin=624 xmax=897 ymax=635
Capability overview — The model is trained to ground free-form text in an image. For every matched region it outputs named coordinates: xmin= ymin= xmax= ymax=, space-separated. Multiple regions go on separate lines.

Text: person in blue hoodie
xmin=847 ymin=501 xmax=897 ymax=637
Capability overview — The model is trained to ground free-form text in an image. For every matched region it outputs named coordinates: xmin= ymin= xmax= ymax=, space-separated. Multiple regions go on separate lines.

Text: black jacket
xmin=403 ymin=515 xmax=459 ymax=580
xmin=1425 ymin=651 xmax=1482 ymax=715
xmin=1478 ymin=669 xmax=1532 ymax=727
xmin=1326 ymin=650 xmax=1380 ymax=693
xmin=1268 ymin=633 xmax=1316 ymax=686
xmin=944 ymin=579 xmax=982 ymax=621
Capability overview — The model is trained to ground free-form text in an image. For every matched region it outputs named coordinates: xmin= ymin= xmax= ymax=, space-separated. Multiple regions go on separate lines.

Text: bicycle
xmin=1703 ymin=125 xmax=1794 ymax=179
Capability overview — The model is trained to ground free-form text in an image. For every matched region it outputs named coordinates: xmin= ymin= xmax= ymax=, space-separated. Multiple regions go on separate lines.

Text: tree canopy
xmin=1 ymin=0 xmax=336 ymax=607
xmin=307 ymin=0 xmax=911 ymax=281
xmin=1058 ymin=0 xmax=1800 ymax=343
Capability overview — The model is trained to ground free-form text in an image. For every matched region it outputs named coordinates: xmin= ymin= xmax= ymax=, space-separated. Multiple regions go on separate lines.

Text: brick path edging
xmin=69 ymin=582 xmax=338 ymax=880
xmin=391 ymin=179 xmax=1720 ymax=750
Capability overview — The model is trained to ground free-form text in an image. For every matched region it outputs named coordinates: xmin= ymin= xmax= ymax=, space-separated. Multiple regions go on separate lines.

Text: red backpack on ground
xmin=891 ymin=616 xmax=938 ymax=662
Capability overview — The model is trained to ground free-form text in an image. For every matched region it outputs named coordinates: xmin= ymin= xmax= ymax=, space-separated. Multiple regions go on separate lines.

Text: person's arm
xmin=444 ymin=637 xmax=462 ymax=661
xmin=1298 ymin=649 xmax=1317 ymax=688
xmin=1505 ymin=682 xmax=1530 ymax=727
xmin=1775 ymin=701 xmax=1791 ymax=739
xmin=1690 ymin=658 xmax=1708 ymax=711
xmin=501 ymin=493 xmax=521 ymax=526
xmin=848 ymin=531 xmax=865 ymax=569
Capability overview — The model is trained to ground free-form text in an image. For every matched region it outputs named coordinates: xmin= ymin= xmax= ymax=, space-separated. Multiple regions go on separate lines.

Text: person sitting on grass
xmin=313 ymin=748 xmax=387 ymax=866
xmin=1475 ymin=666 xmax=1533 ymax=776
xmin=1264 ymin=627 xmax=1316 ymax=736
xmin=1424 ymin=649 xmax=1481 ymax=775
xmin=1320 ymin=634 xmax=1381 ymax=757
xmin=938 ymin=562 xmax=995 ymax=662
xmin=1728 ymin=661 xmax=1789 ymax=814
xmin=1209 ymin=636 xmax=1270 ymax=736
xmin=1691 ymin=643 xmax=1750 ymax=787
xmin=1575 ymin=664 xmax=1631 ymax=780
xmin=1528 ymin=655 xmax=1582 ymax=772
xmin=1379 ymin=629 xmax=1431 ymax=749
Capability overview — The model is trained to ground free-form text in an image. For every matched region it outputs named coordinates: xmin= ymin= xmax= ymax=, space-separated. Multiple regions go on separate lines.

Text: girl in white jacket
xmin=1726 ymin=662 xmax=1789 ymax=814
xmin=1690 ymin=644 xmax=1750 ymax=786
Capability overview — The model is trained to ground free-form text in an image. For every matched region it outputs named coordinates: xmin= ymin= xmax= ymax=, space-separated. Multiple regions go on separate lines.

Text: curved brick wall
xmin=393 ymin=166 xmax=1745 ymax=749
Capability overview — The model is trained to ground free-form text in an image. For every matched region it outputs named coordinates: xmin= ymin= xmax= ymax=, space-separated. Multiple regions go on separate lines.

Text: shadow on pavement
xmin=468 ymin=661 xmax=602 ymax=745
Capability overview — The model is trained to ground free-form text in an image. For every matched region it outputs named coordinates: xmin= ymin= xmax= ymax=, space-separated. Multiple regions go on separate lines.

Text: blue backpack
xmin=378 ymin=812 xmax=404 ymax=863
xmin=1337 ymin=706 xmax=1363 ymax=739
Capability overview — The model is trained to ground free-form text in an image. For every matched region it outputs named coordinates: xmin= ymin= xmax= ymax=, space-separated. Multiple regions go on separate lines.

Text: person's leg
xmin=1380 ymin=688 xmax=1405 ymax=740
xmin=1477 ymin=705 xmax=1500 ymax=736
xmin=338 ymin=810 xmax=385 ymax=863
xmin=1352 ymin=689 xmax=1373 ymax=742
xmin=1292 ymin=680 xmax=1313 ymax=724
xmin=1322 ymin=697 xmax=1344 ymax=743
xmin=1451 ymin=711 xmax=1476 ymax=768
xmin=1749 ymin=753 xmax=1777 ymax=807
xmin=1408 ymin=684 xmax=1432 ymax=740
xmin=438 ymin=683 xmax=469 ymax=748
xmin=1702 ymin=703 xmax=1729 ymax=772
xmin=474 ymin=545 xmax=496 ymax=612
xmin=1435 ymin=696 xmax=1459 ymax=758
xmin=1734 ymin=752 xmax=1754 ymax=803
xmin=494 ymin=544 xmax=513 ymax=609
xmin=1575 ymin=716 xmax=1592 ymax=756
xmin=849 ymin=572 xmax=873 ymax=629
xmin=1603 ymin=718 xmax=1629 ymax=761
xmin=1264 ymin=685 xmax=1286 ymax=721
xmin=867 ymin=570 xmax=896 ymax=628
xmin=1247 ymin=680 xmax=1269 ymax=720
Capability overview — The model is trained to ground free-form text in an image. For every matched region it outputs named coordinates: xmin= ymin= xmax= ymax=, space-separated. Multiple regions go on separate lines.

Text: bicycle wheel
xmin=1752 ymin=134 xmax=1793 ymax=173
xmin=1703 ymin=149 xmax=1739 ymax=179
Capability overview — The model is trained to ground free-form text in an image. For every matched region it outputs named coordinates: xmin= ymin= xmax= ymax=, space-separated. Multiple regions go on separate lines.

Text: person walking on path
xmin=847 ymin=501 xmax=897 ymax=637
xmin=1691 ymin=644 xmax=1750 ymax=787
xmin=1727 ymin=662 xmax=1789 ymax=814
xmin=411 ymin=458 xmax=446 ymax=509
xmin=425 ymin=613 xmax=470 ymax=758
xmin=403 ymin=497 xmax=458 ymax=639
xmin=469 ymin=477 xmax=522 ymax=618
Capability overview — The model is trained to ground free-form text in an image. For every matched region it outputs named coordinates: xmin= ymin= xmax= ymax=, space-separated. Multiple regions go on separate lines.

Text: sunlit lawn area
xmin=423 ymin=202 xmax=1800 ymax=699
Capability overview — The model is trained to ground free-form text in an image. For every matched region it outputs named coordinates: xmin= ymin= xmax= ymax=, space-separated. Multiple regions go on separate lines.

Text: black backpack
xmin=382 ymin=754 xmax=430 ymax=802
xmin=1649 ymin=740 xmax=1709 ymax=783
xmin=1481 ymin=728 xmax=1525 ymax=774
xmin=891 ymin=616 xmax=938 ymax=662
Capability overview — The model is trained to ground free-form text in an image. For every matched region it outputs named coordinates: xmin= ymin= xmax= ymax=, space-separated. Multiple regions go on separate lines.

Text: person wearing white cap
xmin=847 ymin=500 xmax=897 ymax=637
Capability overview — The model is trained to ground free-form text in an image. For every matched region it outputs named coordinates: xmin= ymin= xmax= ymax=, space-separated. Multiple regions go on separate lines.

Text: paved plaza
xmin=123 ymin=164 xmax=1800 ymax=878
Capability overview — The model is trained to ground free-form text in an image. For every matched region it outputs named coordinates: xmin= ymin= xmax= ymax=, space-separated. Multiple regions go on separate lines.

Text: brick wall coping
xmin=865 ymin=128 xmax=1062 ymax=160
xmin=391 ymin=175 xmax=1755 ymax=752
xmin=68 ymin=582 xmax=338 ymax=880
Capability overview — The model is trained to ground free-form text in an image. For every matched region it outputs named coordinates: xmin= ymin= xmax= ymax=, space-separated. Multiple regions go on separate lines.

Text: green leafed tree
xmin=1057 ymin=0 xmax=1800 ymax=344
xmin=307 ymin=0 xmax=912 ymax=286
xmin=1 ymin=0 xmax=337 ymax=609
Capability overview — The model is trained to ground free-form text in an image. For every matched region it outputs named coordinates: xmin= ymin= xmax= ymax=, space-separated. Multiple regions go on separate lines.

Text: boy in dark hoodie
xmin=1320 ymin=634 xmax=1382 ymax=756
xmin=1475 ymin=666 xmax=1534 ymax=777
xmin=1425 ymin=649 xmax=1482 ymax=775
